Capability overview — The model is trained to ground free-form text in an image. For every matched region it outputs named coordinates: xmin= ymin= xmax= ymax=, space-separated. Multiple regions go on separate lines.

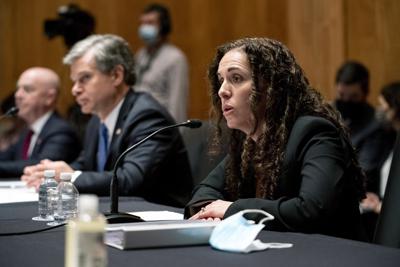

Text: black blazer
xmin=185 ymin=116 xmax=365 ymax=241
xmin=0 ymin=113 xmax=81 ymax=178
xmin=71 ymin=90 xmax=193 ymax=207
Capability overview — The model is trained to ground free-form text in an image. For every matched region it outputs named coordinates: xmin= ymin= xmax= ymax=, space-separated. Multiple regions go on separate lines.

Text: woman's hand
xmin=189 ymin=200 xmax=233 ymax=220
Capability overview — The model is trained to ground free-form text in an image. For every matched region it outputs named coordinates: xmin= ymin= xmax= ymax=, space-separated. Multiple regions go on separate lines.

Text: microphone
xmin=0 ymin=107 xmax=19 ymax=120
xmin=105 ymin=119 xmax=203 ymax=224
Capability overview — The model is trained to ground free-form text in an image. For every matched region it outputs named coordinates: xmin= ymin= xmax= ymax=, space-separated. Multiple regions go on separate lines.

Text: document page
xmin=0 ymin=181 xmax=37 ymax=204
xmin=128 ymin=210 xmax=183 ymax=221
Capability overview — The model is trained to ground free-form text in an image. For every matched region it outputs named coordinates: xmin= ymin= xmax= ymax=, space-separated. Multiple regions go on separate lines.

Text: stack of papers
xmin=105 ymin=215 xmax=219 ymax=250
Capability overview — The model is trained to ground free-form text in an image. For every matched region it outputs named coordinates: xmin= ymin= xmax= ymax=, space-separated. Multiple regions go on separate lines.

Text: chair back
xmin=181 ymin=121 xmax=226 ymax=186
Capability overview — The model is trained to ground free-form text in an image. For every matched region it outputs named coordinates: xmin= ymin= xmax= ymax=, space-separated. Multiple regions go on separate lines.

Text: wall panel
xmin=0 ymin=0 xmax=399 ymax=119
xmin=346 ymin=0 xmax=400 ymax=105
xmin=287 ymin=0 xmax=345 ymax=100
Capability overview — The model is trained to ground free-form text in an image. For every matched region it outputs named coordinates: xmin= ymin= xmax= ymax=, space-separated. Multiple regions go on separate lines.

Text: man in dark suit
xmin=22 ymin=34 xmax=193 ymax=207
xmin=0 ymin=67 xmax=81 ymax=178
xmin=333 ymin=61 xmax=393 ymax=192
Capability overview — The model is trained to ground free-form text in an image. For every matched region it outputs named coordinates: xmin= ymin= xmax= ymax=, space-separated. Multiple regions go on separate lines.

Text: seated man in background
xmin=0 ymin=67 xmax=81 ymax=178
xmin=22 ymin=34 xmax=193 ymax=207
xmin=360 ymin=81 xmax=399 ymax=239
xmin=333 ymin=61 xmax=389 ymax=192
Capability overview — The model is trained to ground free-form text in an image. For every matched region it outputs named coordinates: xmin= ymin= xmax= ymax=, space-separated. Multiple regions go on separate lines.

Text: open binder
xmin=105 ymin=220 xmax=219 ymax=250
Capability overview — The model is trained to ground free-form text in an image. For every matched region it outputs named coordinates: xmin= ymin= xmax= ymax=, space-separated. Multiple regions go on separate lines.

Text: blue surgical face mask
xmin=138 ymin=24 xmax=159 ymax=45
xmin=209 ymin=209 xmax=293 ymax=253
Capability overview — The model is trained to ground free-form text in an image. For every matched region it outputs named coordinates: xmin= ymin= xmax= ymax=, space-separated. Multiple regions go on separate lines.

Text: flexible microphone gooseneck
xmin=105 ymin=119 xmax=202 ymax=224
xmin=0 ymin=107 xmax=19 ymax=120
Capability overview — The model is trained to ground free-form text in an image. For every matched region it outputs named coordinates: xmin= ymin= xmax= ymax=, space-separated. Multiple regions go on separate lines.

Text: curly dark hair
xmin=208 ymin=37 xmax=365 ymax=201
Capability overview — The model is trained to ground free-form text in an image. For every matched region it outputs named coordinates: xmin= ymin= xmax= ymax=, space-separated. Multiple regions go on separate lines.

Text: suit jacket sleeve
xmin=184 ymin=157 xmax=227 ymax=217
xmin=0 ymin=139 xmax=19 ymax=161
xmin=69 ymin=117 xmax=97 ymax=172
xmin=185 ymin=117 xmax=353 ymax=232
xmin=0 ymin=116 xmax=81 ymax=178
xmin=354 ymin=122 xmax=395 ymax=192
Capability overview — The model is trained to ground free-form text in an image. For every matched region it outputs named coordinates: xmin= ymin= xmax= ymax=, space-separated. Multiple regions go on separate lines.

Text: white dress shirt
xmin=380 ymin=151 xmax=393 ymax=198
xmin=28 ymin=111 xmax=53 ymax=156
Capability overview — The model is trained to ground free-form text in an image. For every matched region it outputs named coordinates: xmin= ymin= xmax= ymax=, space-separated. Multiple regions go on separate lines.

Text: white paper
xmin=0 ymin=181 xmax=38 ymax=204
xmin=0 ymin=181 xmax=28 ymax=189
xmin=127 ymin=210 xmax=184 ymax=221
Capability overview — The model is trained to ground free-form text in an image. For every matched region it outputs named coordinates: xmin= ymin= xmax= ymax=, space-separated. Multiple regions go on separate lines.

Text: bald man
xmin=0 ymin=67 xmax=81 ymax=178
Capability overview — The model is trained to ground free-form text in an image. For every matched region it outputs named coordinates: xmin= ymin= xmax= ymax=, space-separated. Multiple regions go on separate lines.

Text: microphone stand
xmin=104 ymin=119 xmax=202 ymax=224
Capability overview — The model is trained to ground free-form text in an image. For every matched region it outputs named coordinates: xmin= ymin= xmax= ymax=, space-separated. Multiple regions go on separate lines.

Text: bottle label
xmin=76 ymin=232 xmax=107 ymax=267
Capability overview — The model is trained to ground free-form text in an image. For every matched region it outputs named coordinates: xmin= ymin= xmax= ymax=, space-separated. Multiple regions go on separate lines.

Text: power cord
xmin=0 ymin=222 xmax=66 ymax=236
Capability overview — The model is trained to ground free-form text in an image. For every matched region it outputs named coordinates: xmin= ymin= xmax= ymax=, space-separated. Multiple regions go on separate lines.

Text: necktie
xmin=22 ymin=130 xmax=33 ymax=160
xmin=97 ymin=123 xmax=109 ymax=171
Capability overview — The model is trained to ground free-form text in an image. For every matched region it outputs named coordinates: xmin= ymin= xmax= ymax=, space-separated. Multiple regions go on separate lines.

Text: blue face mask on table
xmin=209 ymin=209 xmax=293 ymax=253
xmin=138 ymin=24 xmax=159 ymax=45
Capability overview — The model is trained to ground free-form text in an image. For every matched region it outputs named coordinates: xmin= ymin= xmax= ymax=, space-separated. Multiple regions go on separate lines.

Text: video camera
xmin=44 ymin=4 xmax=95 ymax=48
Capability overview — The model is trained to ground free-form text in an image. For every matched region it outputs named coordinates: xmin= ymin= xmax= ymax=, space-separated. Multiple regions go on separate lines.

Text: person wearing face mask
xmin=360 ymin=82 xmax=399 ymax=239
xmin=135 ymin=3 xmax=189 ymax=123
xmin=185 ymin=38 xmax=367 ymax=241
xmin=333 ymin=61 xmax=389 ymax=196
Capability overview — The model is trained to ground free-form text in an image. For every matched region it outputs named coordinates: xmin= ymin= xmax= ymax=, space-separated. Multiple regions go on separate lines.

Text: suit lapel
xmin=106 ymin=90 xmax=138 ymax=169
xmin=16 ymin=129 xmax=31 ymax=159
xmin=89 ymin=118 xmax=101 ymax=170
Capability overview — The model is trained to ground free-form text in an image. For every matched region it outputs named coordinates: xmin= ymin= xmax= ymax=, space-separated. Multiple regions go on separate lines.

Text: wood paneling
xmin=346 ymin=0 xmax=400 ymax=105
xmin=0 ymin=0 xmax=17 ymax=102
xmin=1 ymin=0 xmax=399 ymax=118
xmin=287 ymin=0 xmax=345 ymax=100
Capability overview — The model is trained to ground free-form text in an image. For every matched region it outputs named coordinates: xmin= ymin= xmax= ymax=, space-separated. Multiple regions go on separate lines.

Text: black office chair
xmin=373 ymin=132 xmax=400 ymax=248
xmin=181 ymin=120 xmax=227 ymax=186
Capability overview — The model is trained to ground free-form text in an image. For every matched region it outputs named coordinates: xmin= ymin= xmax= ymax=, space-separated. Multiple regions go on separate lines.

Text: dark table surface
xmin=1 ymin=197 xmax=399 ymax=267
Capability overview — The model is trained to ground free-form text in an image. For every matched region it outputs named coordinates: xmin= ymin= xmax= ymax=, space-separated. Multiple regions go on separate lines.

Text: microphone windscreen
xmin=2 ymin=107 xmax=19 ymax=117
xmin=186 ymin=119 xmax=202 ymax=129
xmin=8 ymin=107 xmax=19 ymax=116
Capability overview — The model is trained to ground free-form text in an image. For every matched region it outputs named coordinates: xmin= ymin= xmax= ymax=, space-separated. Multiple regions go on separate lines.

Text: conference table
xmin=0 ymin=197 xmax=399 ymax=267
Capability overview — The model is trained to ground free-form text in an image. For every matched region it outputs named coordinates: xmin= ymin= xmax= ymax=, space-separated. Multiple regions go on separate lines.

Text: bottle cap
xmin=44 ymin=169 xmax=56 ymax=178
xmin=78 ymin=194 xmax=98 ymax=216
xmin=60 ymin=172 xmax=72 ymax=181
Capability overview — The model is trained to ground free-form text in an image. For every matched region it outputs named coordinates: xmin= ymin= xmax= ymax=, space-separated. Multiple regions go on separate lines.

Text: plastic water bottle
xmin=65 ymin=195 xmax=107 ymax=267
xmin=32 ymin=169 xmax=58 ymax=221
xmin=48 ymin=172 xmax=79 ymax=226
